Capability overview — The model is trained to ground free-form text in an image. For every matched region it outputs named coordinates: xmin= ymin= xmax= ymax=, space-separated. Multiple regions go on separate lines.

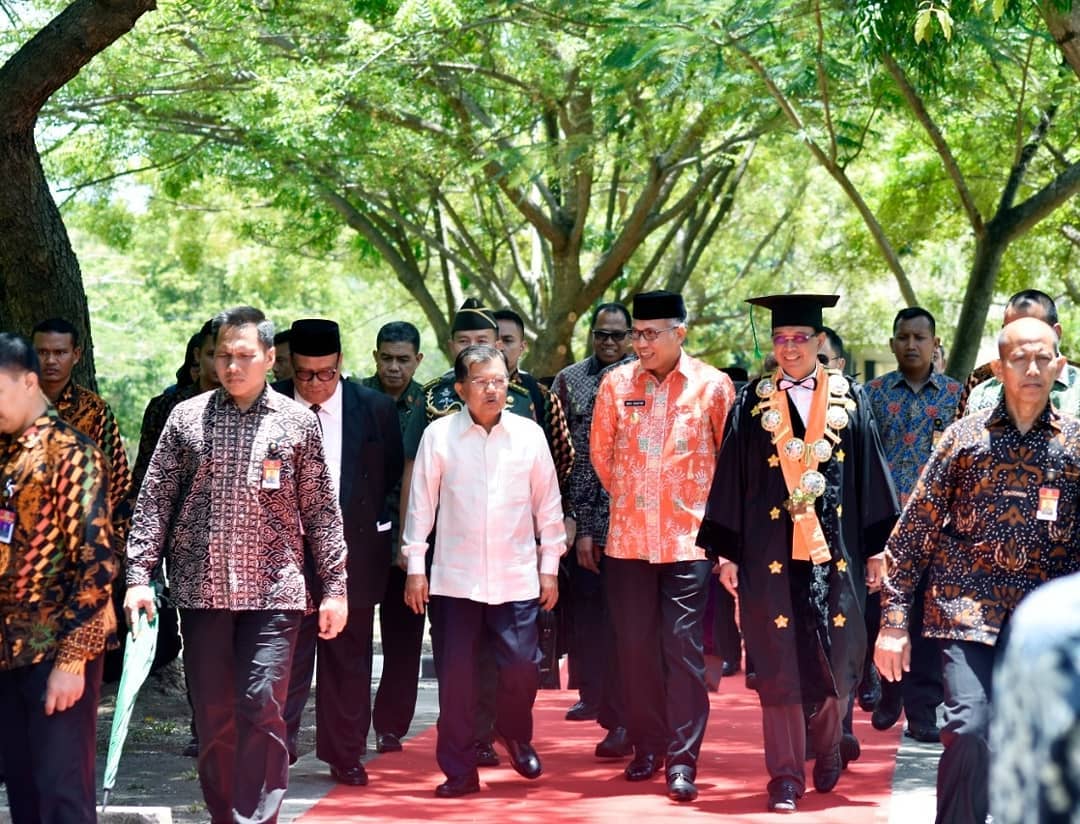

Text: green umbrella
xmin=101 ymin=600 xmax=159 ymax=809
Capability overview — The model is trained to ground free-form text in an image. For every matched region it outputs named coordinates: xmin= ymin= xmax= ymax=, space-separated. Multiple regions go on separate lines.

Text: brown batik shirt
xmin=54 ymin=380 xmax=132 ymax=541
xmin=883 ymin=399 xmax=1080 ymax=646
xmin=126 ymin=386 xmax=347 ymax=611
xmin=0 ymin=409 xmax=116 ymax=674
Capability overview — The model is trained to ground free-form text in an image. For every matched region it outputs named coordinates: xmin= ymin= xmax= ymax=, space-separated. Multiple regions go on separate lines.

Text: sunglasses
xmin=771 ymin=333 xmax=815 ymax=347
xmin=592 ymin=330 xmax=630 ymax=342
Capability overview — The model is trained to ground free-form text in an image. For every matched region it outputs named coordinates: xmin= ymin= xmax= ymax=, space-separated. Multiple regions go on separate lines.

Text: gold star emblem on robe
xmin=751 ymin=404 xmax=762 ymax=417
xmin=770 ymin=507 xmax=781 ymax=520
xmin=768 ymin=455 xmax=780 ymax=468
xmin=833 ymin=613 xmax=847 ymax=628
xmin=774 ymin=614 xmax=789 ymax=629
xmin=769 ymin=560 xmax=783 ymax=574
xmin=836 ymin=559 xmax=848 ymax=573
xmin=836 ymin=449 xmax=845 ymax=463
xmin=836 ymin=504 xmax=843 ymax=517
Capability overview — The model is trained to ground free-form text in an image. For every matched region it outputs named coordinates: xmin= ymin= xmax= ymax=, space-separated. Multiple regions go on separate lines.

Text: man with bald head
xmin=877 ymin=316 xmax=1080 ymax=824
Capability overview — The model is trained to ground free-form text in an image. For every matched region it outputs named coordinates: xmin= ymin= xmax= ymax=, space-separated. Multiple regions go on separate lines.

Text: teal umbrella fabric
xmin=101 ymin=603 xmax=159 ymax=808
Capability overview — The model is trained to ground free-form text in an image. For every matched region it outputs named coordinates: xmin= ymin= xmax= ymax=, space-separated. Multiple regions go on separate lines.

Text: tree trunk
xmin=0 ymin=0 xmax=157 ymax=387
xmin=946 ymin=231 xmax=1006 ymax=381
xmin=0 ymin=132 xmax=99 ymax=386
xmin=527 ymin=249 xmax=583 ymax=377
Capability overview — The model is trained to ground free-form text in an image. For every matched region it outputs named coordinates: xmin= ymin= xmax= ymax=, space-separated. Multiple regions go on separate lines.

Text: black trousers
xmin=430 ymin=595 xmax=541 ymax=780
xmin=936 ymin=639 xmax=997 ymax=824
xmin=762 ymin=696 xmax=843 ymax=795
xmin=711 ymin=579 xmax=743 ymax=665
xmin=869 ymin=583 xmax=943 ymax=728
xmin=605 ymin=556 xmax=711 ymax=775
xmin=569 ymin=553 xmax=623 ymax=729
xmin=372 ymin=565 xmax=426 ymax=739
xmin=182 ymin=609 xmax=301 ymax=824
xmin=0 ymin=653 xmax=103 ymax=824
xmin=284 ymin=604 xmax=376 ymax=767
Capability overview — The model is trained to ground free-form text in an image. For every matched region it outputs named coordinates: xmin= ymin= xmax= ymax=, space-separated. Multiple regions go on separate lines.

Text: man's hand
xmin=718 ymin=562 xmax=738 ymax=596
xmin=874 ymin=627 xmax=911 ymax=683
xmin=318 ymin=595 xmax=348 ymax=640
xmin=45 ymin=668 xmax=85 ymax=716
xmin=405 ymin=573 xmax=429 ymax=615
xmin=575 ymin=534 xmax=602 ymax=574
xmin=865 ymin=557 xmax=885 ymax=593
xmin=564 ymin=515 xmax=577 ymax=550
xmin=123 ymin=584 xmax=157 ymax=638
xmin=538 ymin=573 xmax=558 ymax=611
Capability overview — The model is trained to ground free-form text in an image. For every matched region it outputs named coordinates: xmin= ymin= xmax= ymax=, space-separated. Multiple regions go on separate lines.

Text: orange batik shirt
xmin=590 ymin=354 xmax=734 ymax=563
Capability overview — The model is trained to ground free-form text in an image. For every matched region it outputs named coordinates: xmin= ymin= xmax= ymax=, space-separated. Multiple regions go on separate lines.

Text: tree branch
xmin=0 ymin=0 xmax=158 ymax=134
xmin=882 ymin=51 xmax=983 ymax=235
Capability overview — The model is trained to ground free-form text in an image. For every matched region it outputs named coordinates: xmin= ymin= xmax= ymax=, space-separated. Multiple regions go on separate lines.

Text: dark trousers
xmin=372 ymin=565 xmax=426 ymax=739
xmin=711 ymin=579 xmax=743 ymax=665
xmin=605 ymin=556 xmax=711 ymax=775
xmin=936 ymin=639 xmax=997 ymax=824
xmin=0 ymin=654 xmax=103 ymax=824
xmin=182 ymin=609 xmax=301 ymax=824
xmin=870 ymin=584 xmax=943 ymax=727
xmin=762 ymin=696 xmax=843 ymax=795
xmin=284 ymin=605 xmax=376 ymax=766
xmin=569 ymin=554 xmax=623 ymax=729
xmin=430 ymin=595 xmax=541 ymax=780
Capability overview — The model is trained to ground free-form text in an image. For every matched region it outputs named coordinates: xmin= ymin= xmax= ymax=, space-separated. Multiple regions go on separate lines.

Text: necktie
xmin=310 ymin=403 xmax=323 ymax=431
xmin=778 ymin=375 xmax=817 ymax=391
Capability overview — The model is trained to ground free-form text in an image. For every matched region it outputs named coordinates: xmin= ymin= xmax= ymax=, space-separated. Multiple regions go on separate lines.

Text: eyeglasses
xmin=629 ymin=326 xmax=679 ymax=342
xmin=469 ymin=376 xmax=508 ymax=389
xmin=772 ymin=333 xmax=815 ymax=347
xmin=294 ymin=367 xmax=339 ymax=383
xmin=592 ymin=329 xmax=630 ymax=342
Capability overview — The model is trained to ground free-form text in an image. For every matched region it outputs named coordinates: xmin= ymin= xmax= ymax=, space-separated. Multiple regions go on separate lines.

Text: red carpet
xmin=297 ymin=681 xmax=901 ymax=823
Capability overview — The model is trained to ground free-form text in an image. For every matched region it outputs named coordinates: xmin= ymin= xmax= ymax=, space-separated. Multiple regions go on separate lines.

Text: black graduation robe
xmin=696 ymin=376 xmax=899 ymax=706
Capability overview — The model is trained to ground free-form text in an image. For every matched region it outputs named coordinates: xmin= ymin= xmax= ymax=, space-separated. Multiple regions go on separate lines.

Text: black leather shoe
xmin=329 ymin=762 xmax=369 ymax=786
xmin=667 ymin=772 xmax=698 ymax=802
xmin=375 ymin=733 xmax=403 ymax=753
xmin=812 ymin=746 xmax=842 ymax=794
xmin=857 ymin=664 xmax=882 ymax=712
xmin=767 ymin=780 xmax=800 ymax=813
xmin=565 ymin=700 xmax=600 ymax=721
xmin=905 ymin=723 xmax=941 ymax=743
xmin=499 ymin=737 xmax=542 ymax=779
xmin=595 ymin=726 xmax=634 ymax=759
xmin=745 ymin=671 xmax=759 ymax=691
xmin=182 ymin=736 xmax=199 ymax=758
xmin=721 ymin=659 xmax=741 ymax=677
xmin=475 ymin=740 xmax=500 ymax=767
xmin=839 ymin=733 xmax=861 ymax=768
xmin=624 ymin=751 xmax=662 ymax=782
xmin=871 ymin=682 xmax=903 ymax=731
xmin=435 ymin=771 xmax=480 ymax=798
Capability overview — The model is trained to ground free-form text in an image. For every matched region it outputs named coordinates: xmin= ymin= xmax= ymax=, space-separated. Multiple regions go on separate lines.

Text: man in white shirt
xmin=403 ymin=344 xmax=566 ymax=798
xmin=276 ymin=319 xmax=404 ymax=787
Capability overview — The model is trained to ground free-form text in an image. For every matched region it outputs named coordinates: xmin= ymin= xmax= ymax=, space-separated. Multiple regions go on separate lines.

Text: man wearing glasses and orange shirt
xmin=590 ymin=291 xmax=735 ymax=803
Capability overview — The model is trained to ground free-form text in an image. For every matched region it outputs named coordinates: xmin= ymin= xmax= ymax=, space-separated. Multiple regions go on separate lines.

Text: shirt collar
xmin=986 ymin=396 xmax=1060 ymax=433
xmin=587 ymin=353 xmax=633 ymax=376
xmin=294 ymin=379 xmax=343 ymax=417
xmin=885 ymin=369 xmax=944 ymax=391
xmin=631 ymin=350 xmax=687 ymax=385
xmin=15 ymin=408 xmax=58 ymax=449
xmin=215 ymin=384 xmax=275 ymax=413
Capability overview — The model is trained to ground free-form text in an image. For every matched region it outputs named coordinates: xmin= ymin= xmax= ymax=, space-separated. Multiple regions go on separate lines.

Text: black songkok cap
xmin=450 ymin=298 xmax=497 ymax=333
xmin=632 ymin=290 xmax=687 ymax=322
xmin=290 ymin=318 xmax=341 ymax=357
xmin=746 ymin=294 xmax=839 ymax=332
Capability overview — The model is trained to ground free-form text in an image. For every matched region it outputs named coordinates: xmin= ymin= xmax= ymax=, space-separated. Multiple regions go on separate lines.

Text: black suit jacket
xmin=273 ymin=377 xmax=404 ymax=608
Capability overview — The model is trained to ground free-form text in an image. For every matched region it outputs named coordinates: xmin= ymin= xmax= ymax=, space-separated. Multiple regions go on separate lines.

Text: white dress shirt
xmin=294 ymin=380 xmax=343 ymax=495
xmin=780 ymin=371 xmax=814 ymax=425
xmin=402 ymin=409 xmax=567 ymax=604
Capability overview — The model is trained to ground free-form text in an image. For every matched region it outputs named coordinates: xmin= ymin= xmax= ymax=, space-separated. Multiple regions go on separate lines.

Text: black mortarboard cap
xmin=450 ymin=298 xmax=497 ymax=333
xmin=633 ymin=290 xmax=687 ymax=321
xmin=290 ymin=318 xmax=341 ymax=357
xmin=746 ymin=294 xmax=839 ymax=331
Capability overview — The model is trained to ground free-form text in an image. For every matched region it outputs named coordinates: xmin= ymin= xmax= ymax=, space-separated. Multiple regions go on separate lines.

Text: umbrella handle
xmin=101 ymin=788 xmax=111 ymax=810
